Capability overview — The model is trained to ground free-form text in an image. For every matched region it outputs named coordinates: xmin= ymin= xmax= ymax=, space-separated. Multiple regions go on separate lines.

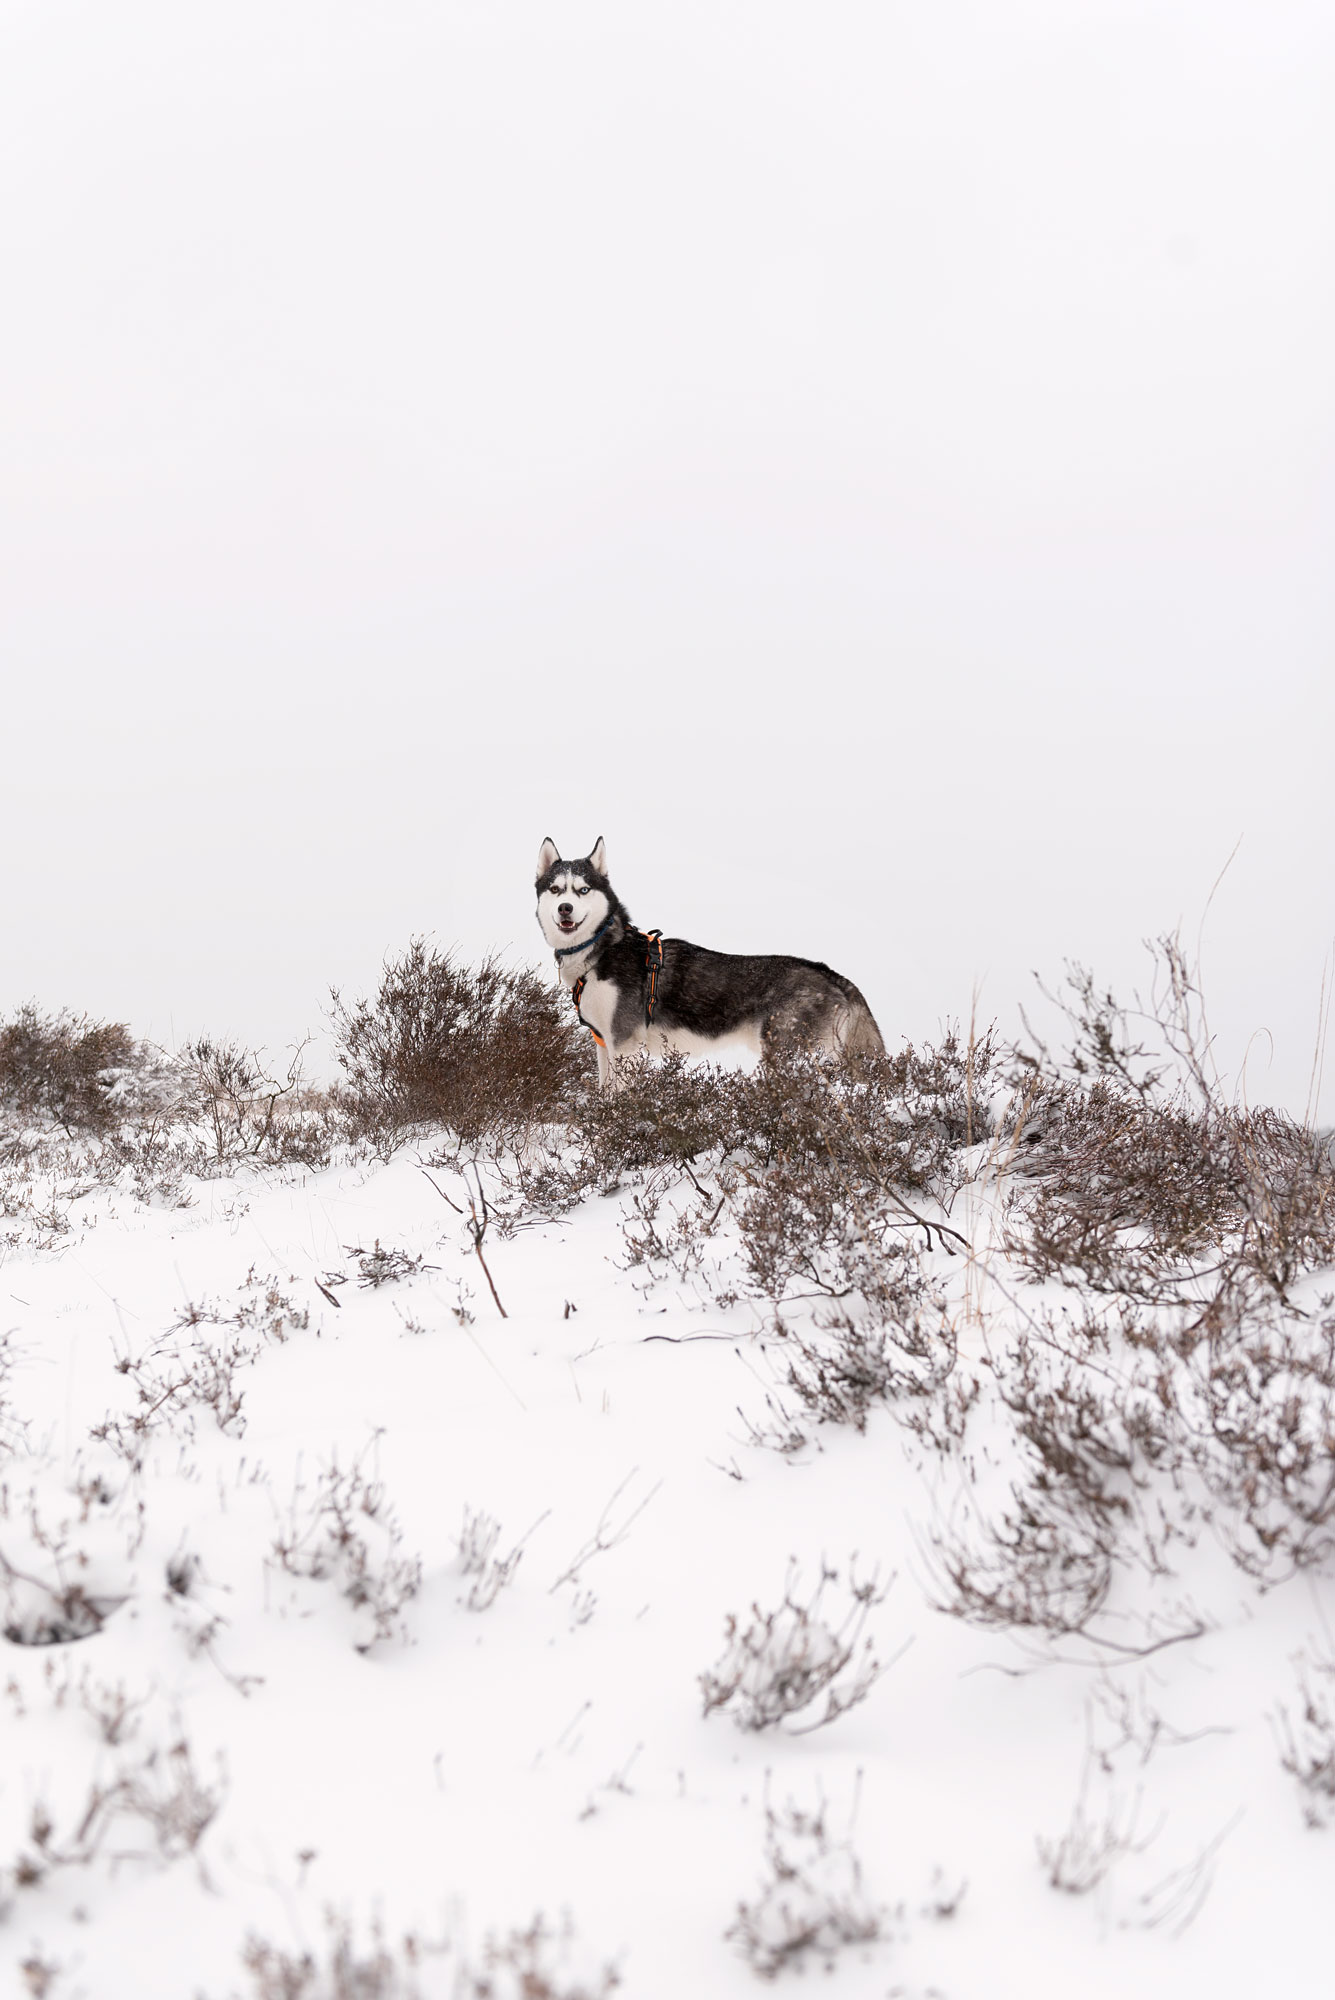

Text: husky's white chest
xmin=564 ymin=963 xmax=619 ymax=1043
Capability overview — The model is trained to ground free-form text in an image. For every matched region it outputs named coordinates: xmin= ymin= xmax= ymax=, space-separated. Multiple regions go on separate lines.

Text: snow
xmin=2 ymin=1139 xmax=1332 ymax=1998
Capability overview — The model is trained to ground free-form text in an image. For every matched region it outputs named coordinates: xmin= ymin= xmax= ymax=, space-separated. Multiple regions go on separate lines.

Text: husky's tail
xmin=840 ymin=995 xmax=885 ymax=1057
xmin=824 ymin=971 xmax=885 ymax=1057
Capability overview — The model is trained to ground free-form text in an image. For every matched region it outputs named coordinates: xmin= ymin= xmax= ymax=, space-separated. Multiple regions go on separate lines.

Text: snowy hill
xmin=3 ymin=973 xmax=1334 ymax=1999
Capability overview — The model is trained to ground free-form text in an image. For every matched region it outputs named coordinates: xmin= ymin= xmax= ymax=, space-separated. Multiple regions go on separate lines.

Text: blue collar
xmin=554 ymin=912 xmax=616 ymax=960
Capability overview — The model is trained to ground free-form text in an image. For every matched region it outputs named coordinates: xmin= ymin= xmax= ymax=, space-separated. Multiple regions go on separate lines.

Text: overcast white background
xmin=1 ymin=0 xmax=1331 ymax=1112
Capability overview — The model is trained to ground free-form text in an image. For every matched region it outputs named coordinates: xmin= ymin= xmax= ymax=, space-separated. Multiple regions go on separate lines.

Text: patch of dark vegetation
xmin=0 ymin=1735 xmax=223 ymax=1913
xmin=235 ymin=1911 xmax=620 ymax=2000
xmin=345 ymin=1241 xmax=436 ymax=1289
xmin=181 ymin=1036 xmax=341 ymax=1168
xmin=0 ymin=1004 xmax=349 ymax=1239
xmin=728 ymin=1788 xmax=885 ymax=1981
xmin=701 ymin=1560 xmax=892 ymax=1734
xmin=912 ymin=944 xmax=1335 ymax=1650
xmin=0 ymin=1006 xmax=167 ymax=1138
xmin=571 ymin=1026 xmax=998 ymax=1197
xmin=514 ymin=1030 xmax=995 ymax=1323
xmin=329 ymin=939 xmax=595 ymax=1149
xmin=1007 ymin=944 xmax=1335 ymax=1305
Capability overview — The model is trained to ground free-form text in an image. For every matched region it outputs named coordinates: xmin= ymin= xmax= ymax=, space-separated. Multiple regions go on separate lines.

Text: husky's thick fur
xmin=535 ymin=837 xmax=884 ymax=1088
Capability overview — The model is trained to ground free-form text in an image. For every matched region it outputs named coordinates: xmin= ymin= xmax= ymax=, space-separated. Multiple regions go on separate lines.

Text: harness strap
xmin=570 ymin=973 xmax=607 ymax=1050
xmin=642 ymin=929 xmax=664 ymax=1028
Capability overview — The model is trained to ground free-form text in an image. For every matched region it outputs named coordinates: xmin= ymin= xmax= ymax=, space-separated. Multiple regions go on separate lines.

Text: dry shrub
xmin=270 ymin=1446 xmax=422 ymax=1651
xmin=456 ymin=1506 xmax=527 ymax=1610
xmin=0 ymin=1008 xmax=347 ymax=1235
xmin=0 ymin=1005 xmax=170 ymax=1138
xmin=1275 ymin=1646 xmax=1335 ymax=1826
xmin=237 ymin=1914 xmax=617 ymax=2000
xmin=1178 ymin=1292 xmax=1335 ymax=1575
xmin=344 ymin=1241 xmax=435 ymax=1288
xmin=329 ymin=941 xmax=594 ymax=1148
xmin=89 ymin=1271 xmax=310 ymax=1470
xmin=518 ymin=1032 xmax=994 ymax=1328
xmin=701 ymin=1561 xmax=891 ymax=1734
xmin=781 ymin=1297 xmax=966 ymax=1442
xmin=241 ymin=1919 xmax=444 ymax=2000
xmin=1037 ymin=1747 xmax=1150 ymax=1896
xmin=1007 ymin=946 xmax=1335 ymax=1303
xmin=1011 ymin=1084 xmax=1330 ymax=1303
xmin=577 ymin=1029 xmax=995 ymax=1196
xmin=907 ymin=944 xmax=1335 ymax=1638
xmin=920 ymin=1306 xmax=1184 ymax=1644
xmin=463 ymin=1916 xmax=621 ymax=1999
xmin=179 ymin=1037 xmax=345 ymax=1168
xmin=0 ymin=1325 xmax=19 ymax=1455
xmin=728 ymin=1791 xmax=883 ymax=1981
xmin=1 ymin=1735 xmax=223 ymax=1910
xmin=927 ymin=1286 xmax=1335 ymax=1645
xmin=1 ymin=1475 xmax=128 ymax=1648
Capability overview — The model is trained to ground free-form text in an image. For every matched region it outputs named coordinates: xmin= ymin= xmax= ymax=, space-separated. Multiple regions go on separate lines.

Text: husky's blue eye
xmin=575 ymin=885 xmax=590 ymax=896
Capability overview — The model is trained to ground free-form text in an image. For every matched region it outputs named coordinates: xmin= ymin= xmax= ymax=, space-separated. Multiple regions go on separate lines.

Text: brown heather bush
xmin=0 ymin=1009 xmax=347 ymax=1239
xmin=236 ymin=1912 xmax=620 ymax=2000
xmin=913 ymin=947 xmax=1335 ymax=1638
xmin=329 ymin=940 xmax=595 ymax=1148
xmin=700 ymin=1560 xmax=891 ymax=1734
xmin=1007 ymin=944 xmax=1335 ymax=1304
xmin=179 ymin=1036 xmax=344 ymax=1168
xmin=516 ymin=1030 xmax=995 ymax=1315
xmin=568 ymin=1027 xmax=998 ymax=1194
xmin=0 ymin=1005 xmax=162 ymax=1137
xmin=728 ymin=1790 xmax=884 ymax=1981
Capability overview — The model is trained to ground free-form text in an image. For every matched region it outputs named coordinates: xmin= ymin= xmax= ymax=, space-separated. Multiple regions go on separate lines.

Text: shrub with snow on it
xmin=701 ymin=1561 xmax=892 ymax=1735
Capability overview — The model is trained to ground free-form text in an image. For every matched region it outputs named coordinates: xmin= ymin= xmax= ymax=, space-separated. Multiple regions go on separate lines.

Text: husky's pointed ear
xmin=536 ymin=837 xmax=561 ymax=878
xmin=588 ymin=836 xmax=607 ymax=878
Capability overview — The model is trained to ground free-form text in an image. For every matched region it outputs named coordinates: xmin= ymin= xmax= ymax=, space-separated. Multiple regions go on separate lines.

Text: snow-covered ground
xmin=2 ymin=1122 xmax=1332 ymax=1999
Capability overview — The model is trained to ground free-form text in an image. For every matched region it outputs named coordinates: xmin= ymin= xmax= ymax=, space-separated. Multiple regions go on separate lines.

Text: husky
xmin=535 ymin=836 xmax=884 ymax=1087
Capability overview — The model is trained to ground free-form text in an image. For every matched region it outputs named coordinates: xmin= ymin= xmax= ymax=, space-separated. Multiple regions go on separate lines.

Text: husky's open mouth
xmin=556 ymin=917 xmax=583 ymax=934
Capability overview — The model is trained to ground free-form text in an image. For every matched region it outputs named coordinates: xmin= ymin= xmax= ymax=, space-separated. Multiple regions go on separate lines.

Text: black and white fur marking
xmin=535 ymin=836 xmax=885 ymax=1089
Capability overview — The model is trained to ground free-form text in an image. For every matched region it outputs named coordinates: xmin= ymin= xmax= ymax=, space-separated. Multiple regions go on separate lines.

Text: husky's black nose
xmin=557 ymin=902 xmax=573 ymax=920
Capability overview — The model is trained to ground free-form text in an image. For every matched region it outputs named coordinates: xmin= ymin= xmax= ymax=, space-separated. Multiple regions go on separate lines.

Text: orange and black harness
xmin=562 ymin=924 xmax=665 ymax=1052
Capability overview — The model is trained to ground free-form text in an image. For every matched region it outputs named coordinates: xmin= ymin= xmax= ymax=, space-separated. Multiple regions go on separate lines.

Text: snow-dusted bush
xmin=0 ymin=1324 xmax=19 ymax=1455
xmin=235 ymin=1913 xmax=620 ymax=2000
xmin=0 ymin=1005 xmax=163 ymax=1138
xmin=89 ymin=1271 xmax=310 ymax=1467
xmin=270 ymin=1451 xmax=422 ymax=1651
xmin=240 ymin=1918 xmax=446 ymax=2000
xmin=345 ymin=1240 xmax=436 ymax=1288
xmin=0 ymin=1006 xmax=342 ymax=1170
xmin=0 ymin=1734 xmax=223 ymax=1916
xmin=0 ymin=1471 xmax=129 ymax=1648
xmin=181 ymin=1035 xmax=345 ymax=1168
xmin=1006 ymin=944 xmax=1335 ymax=1304
xmin=728 ymin=1792 xmax=883 ymax=1981
xmin=456 ymin=1506 xmax=527 ymax=1611
xmin=514 ymin=1027 xmax=996 ymax=1235
xmin=701 ymin=1562 xmax=891 ymax=1735
xmin=777 ymin=1290 xmax=963 ymax=1440
xmin=461 ymin=1915 xmax=621 ymax=1999
xmin=1275 ymin=1648 xmax=1335 ymax=1827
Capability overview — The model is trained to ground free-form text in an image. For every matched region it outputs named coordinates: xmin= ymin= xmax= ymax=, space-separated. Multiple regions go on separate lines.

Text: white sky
xmin=1 ymin=1 xmax=1332 ymax=1112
